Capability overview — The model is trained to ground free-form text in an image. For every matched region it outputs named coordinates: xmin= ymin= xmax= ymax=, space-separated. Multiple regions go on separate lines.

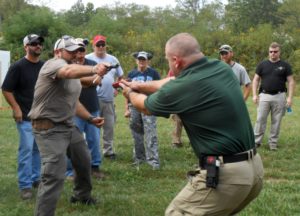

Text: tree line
xmin=0 ymin=0 xmax=299 ymax=78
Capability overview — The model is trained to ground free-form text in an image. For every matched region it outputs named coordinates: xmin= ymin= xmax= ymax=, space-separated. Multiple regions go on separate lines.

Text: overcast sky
xmin=30 ymin=0 xmax=179 ymax=12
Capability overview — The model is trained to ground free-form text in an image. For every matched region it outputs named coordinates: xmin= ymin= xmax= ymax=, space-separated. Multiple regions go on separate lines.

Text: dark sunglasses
xmin=28 ymin=42 xmax=43 ymax=47
xmin=269 ymin=50 xmax=279 ymax=53
xmin=77 ymin=47 xmax=86 ymax=52
xmin=96 ymin=43 xmax=106 ymax=47
xmin=220 ymin=52 xmax=229 ymax=56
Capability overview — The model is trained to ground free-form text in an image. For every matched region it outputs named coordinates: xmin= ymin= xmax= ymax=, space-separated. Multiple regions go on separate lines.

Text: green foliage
xmin=1 ymin=6 xmax=73 ymax=60
xmin=0 ymin=0 xmax=28 ymax=21
xmin=288 ymin=49 xmax=300 ymax=76
xmin=1 ymin=96 xmax=300 ymax=215
xmin=277 ymin=0 xmax=300 ymax=29
xmin=225 ymin=0 xmax=282 ymax=33
xmin=63 ymin=0 xmax=96 ymax=27
xmin=1 ymin=0 xmax=300 ymax=82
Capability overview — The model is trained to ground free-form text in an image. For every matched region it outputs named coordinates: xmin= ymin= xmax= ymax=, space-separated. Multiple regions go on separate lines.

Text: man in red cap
xmin=86 ymin=35 xmax=124 ymax=161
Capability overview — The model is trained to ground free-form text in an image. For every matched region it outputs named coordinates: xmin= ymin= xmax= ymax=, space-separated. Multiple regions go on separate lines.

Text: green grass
xmin=0 ymin=95 xmax=300 ymax=216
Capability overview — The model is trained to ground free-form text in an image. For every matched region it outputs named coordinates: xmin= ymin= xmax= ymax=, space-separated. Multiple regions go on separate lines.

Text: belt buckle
xmin=248 ymin=150 xmax=253 ymax=159
xmin=247 ymin=148 xmax=256 ymax=160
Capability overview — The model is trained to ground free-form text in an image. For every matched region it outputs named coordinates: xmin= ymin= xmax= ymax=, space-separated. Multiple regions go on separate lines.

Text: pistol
xmin=105 ymin=63 xmax=119 ymax=71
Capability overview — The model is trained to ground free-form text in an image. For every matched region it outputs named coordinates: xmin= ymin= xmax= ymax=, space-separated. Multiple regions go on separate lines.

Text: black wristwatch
xmin=87 ymin=115 xmax=96 ymax=123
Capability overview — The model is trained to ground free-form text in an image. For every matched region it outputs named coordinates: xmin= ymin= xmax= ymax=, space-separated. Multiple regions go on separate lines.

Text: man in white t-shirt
xmin=219 ymin=44 xmax=251 ymax=101
xmin=86 ymin=35 xmax=124 ymax=160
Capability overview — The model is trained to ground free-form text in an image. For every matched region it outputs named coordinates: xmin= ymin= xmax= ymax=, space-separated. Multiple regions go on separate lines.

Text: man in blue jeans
xmin=1 ymin=34 xmax=44 ymax=199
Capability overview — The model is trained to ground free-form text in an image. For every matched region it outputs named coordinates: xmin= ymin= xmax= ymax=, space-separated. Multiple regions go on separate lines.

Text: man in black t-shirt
xmin=1 ymin=34 xmax=44 ymax=200
xmin=252 ymin=42 xmax=295 ymax=150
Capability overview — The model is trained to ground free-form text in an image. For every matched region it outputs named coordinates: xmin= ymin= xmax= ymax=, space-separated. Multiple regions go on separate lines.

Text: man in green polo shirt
xmin=120 ymin=33 xmax=264 ymax=216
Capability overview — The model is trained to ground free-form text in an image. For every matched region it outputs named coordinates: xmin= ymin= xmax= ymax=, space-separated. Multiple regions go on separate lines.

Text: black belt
xmin=261 ymin=90 xmax=285 ymax=95
xmin=199 ymin=148 xmax=257 ymax=169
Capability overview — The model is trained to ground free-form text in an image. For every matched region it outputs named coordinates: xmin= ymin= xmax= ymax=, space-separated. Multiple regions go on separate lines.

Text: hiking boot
xmin=32 ymin=180 xmax=40 ymax=189
xmin=270 ymin=146 xmax=278 ymax=151
xmin=152 ymin=164 xmax=160 ymax=170
xmin=20 ymin=188 xmax=32 ymax=200
xmin=104 ymin=153 xmax=117 ymax=160
xmin=269 ymin=143 xmax=278 ymax=151
xmin=70 ymin=196 xmax=97 ymax=205
xmin=91 ymin=167 xmax=105 ymax=180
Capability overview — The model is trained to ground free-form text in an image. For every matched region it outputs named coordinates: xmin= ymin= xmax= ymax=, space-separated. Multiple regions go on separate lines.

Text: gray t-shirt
xmin=231 ymin=62 xmax=251 ymax=86
xmin=85 ymin=53 xmax=124 ymax=102
xmin=28 ymin=58 xmax=81 ymax=126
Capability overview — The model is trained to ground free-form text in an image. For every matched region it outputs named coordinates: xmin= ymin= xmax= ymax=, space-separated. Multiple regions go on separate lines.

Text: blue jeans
xmin=66 ymin=111 xmax=101 ymax=176
xmin=17 ymin=121 xmax=41 ymax=189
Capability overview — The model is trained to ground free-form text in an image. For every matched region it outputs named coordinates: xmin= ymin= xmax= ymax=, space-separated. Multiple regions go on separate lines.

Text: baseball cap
xmin=219 ymin=44 xmax=233 ymax=53
xmin=23 ymin=34 xmax=44 ymax=46
xmin=55 ymin=35 xmax=81 ymax=51
xmin=53 ymin=38 xmax=62 ymax=51
xmin=93 ymin=35 xmax=106 ymax=45
xmin=75 ymin=38 xmax=89 ymax=47
xmin=133 ymin=51 xmax=153 ymax=60
xmin=137 ymin=51 xmax=148 ymax=60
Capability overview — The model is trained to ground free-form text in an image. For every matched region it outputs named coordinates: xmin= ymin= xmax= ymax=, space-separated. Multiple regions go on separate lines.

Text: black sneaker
xmin=70 ymin=196 xmax=97 ymax=205
xmin=32 ymin=180 xmax=40 ymax=188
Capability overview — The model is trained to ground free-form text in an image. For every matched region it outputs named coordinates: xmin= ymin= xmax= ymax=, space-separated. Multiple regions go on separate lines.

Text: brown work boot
xmin=20 ymin=188 xmax=32 ymax=200
xmin=91 ymin=167 xmax=105 ymax=180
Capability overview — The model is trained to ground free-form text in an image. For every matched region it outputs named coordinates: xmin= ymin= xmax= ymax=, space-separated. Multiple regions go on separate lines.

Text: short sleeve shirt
xmin=1 ymin=57 xmax=44 ymax=121
xmin=256 ymin=60 xmax=292 ymax=93
xmin=231 ymin=62 xmax=251 ymax=86
xmin=144 ymin=57 xmax=254 ymax=157
xmin=85 ymin=53 xmax=124 ymax=102
xmin=127 ymin=67 xmax=160 ymax=82
xmin=78 ymin=58 xmax=99 ymax=112
xmin=28 ymin=58 xmax=81 ymax=126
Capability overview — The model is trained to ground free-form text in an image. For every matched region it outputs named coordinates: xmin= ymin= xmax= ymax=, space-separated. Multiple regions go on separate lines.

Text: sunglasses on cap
xmin=28 ymin=42 xmax=43 ymax=47
xmin=96 ymin=43 xmax=106 ymax=47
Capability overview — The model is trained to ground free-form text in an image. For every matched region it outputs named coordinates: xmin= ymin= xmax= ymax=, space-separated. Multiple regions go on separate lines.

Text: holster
xmin=204 ymin=156 xmax=220 ymax=189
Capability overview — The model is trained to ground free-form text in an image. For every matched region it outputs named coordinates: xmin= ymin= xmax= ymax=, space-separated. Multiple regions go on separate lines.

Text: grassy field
xmin=0 ymin=95 xmax=300 ymax=216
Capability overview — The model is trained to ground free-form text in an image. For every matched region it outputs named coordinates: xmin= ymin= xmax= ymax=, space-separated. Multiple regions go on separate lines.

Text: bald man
xmin=120 ymin=33 xmax=263 ymax=216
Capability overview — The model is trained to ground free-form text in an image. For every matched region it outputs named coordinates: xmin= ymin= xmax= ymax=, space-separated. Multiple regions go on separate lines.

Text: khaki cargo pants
xmin=165 ymin=154 xmax=264 ymax=216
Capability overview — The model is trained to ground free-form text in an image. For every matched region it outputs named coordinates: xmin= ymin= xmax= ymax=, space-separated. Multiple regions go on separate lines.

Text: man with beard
xmin=28 ymin=36 xmax=108 ymax=216
xmin=65 ymin=38 xmax=105 ymax=180
xmin=219 ymin=44 xmax=251 ymax=101
xmin=2 ymin=34 xmax=44 ymax=200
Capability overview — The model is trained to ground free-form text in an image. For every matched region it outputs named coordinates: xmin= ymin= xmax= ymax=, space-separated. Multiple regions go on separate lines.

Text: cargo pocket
xmin=41 ymin=154 xmax=66 ymax=181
